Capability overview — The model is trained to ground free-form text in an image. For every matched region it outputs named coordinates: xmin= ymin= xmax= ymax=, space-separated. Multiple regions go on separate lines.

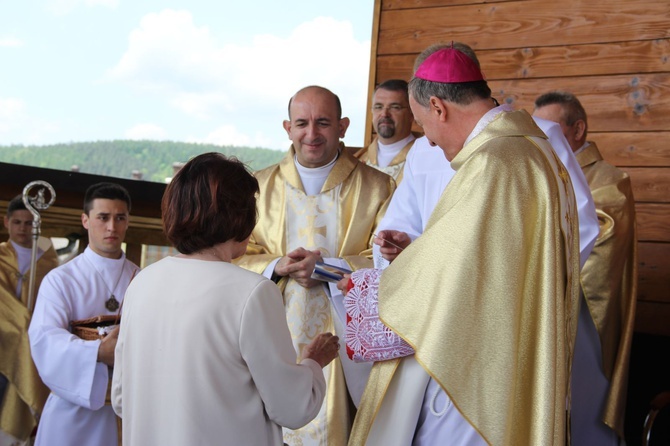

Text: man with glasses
xmin=354 ymin=79 xmax=417 ymax=183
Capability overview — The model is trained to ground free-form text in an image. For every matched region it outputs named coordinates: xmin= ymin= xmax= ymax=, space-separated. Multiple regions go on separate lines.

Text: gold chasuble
xmin=350 ymin=110 xmax=581 ymax=445
xmin=235 ymin=145 xmax=394 ymax=446
xmin=0 ymin=240 xmax=59 ymax=308
xmin=576 ymin=142 xmax=637 ymax=438
xmin=0 ymin=241 xmax=58 ymax=441
xmin=353 ymin=137 xmax=415 ymax=183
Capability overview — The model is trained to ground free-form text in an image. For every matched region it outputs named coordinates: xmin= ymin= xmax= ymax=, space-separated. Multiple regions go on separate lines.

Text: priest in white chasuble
xmin=234 ymin=85 xmax=395 ymax=446
xmin=349 ymin=45 xmax=581 ymax=446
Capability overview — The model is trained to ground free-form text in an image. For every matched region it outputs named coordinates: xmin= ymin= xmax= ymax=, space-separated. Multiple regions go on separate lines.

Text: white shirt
xmin=377 ymin=134 xmax=416 ymax=168
xmin=28 ymin=247 xmax=139 ymax=446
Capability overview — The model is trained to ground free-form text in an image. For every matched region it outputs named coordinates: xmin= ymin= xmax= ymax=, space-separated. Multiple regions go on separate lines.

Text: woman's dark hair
xmin=162 ymin=152 xmax=259 ymax=254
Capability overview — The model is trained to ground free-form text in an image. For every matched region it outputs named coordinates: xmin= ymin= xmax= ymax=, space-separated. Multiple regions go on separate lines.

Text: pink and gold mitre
xmin=414 ymin=48 xmax=485 ymax=83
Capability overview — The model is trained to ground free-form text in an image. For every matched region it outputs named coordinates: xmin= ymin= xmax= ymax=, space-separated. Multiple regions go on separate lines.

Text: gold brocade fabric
xmin=350 ymin=110 xmax=581 ymax=446
xmin=234 ymin=145 xmax=395 ymax=445
xmin=235 ymin=144 xmax=395 ymax=274
xmin=353 ymin=136 xmax=416 ymax=183
xmin=576 ymin=142 xmax=637 ymax=438
xmin=0 ymin=241 xmax=57 ymax=441
xmin=0 ymin=240 xmax=59 ymax=308
xmin=0 ymin=286 xmax=50 ymax=441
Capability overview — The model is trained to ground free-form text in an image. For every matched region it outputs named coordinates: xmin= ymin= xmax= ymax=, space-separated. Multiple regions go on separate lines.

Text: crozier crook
xmin=22 ymin=180 xmax=56 ymax=313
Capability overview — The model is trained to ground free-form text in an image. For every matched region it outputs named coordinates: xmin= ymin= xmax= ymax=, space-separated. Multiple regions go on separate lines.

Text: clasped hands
xmin=274 ymin=247 xmax=324 ymax=288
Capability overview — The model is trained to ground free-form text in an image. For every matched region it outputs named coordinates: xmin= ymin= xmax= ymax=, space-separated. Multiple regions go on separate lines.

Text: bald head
xmin=283 ymin=85 xmax=350 ymax=168
xmin=288 ymin=86 xmax=342 ymax=120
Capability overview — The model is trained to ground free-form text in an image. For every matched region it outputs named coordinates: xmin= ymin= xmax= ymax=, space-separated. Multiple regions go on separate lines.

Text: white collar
xmin=377 ymin=133 xmax=416 ymax=153
xmin=574 ymin=141 xmax=590 ymax=155
xmin=293 ymin=151 xmax=339 ymax=195
xmin=464 ymin=104 xmax=512 ymax=147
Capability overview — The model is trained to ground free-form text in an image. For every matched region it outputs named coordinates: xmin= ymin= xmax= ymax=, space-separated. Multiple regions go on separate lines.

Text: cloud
xmin=0 ymin=97 xmax=61 ymax=144
xmin=0 ymin=37 xmax=23 ymax=47
xmin=0 ymin=98 xmax=27 ymax=133
xmin=86 ymin=0 xmax=119 ymax=7
xmin=45 ymin=0 xmax=118 ymax=15
xmin=195 ymin=124 xmax=279 ymax=149
xmin=125 ymin=123 xmax=168 ymax=140
xmin=200 ymin=125 xmax=250 ymax=146
xmin=106 ymin=10 xmax=371 ymax=149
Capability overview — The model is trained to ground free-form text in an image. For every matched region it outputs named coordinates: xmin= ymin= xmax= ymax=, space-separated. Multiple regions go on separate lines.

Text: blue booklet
xmin=311 ymin=261 xmax=352 ymax=283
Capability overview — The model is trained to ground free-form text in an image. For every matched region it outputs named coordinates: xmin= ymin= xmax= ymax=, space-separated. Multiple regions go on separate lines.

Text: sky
xmin=0 ymin=0 xmax=374 ymax=151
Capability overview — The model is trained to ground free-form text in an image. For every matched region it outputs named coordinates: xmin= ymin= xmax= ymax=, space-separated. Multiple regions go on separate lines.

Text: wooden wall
xmin=366 ymin=0 xmax=670 ymax=336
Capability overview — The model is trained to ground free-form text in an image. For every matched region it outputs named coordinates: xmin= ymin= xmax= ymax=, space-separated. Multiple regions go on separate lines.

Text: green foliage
xmin=0 ymin=140 xmax=286 ymax=182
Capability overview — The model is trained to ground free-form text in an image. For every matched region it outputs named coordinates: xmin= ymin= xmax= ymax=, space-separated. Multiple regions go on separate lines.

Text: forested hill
xmin=0 ymin=140 xmax=287 ymax=183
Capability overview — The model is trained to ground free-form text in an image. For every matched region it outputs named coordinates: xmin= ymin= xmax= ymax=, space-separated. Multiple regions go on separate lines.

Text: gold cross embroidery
xmin=298 ymin=214 xmax=328 ymax=248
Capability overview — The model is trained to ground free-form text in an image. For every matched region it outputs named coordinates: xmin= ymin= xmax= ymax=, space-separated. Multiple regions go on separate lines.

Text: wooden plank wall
xmin=367 ymin=0 xmax=670 ymax=336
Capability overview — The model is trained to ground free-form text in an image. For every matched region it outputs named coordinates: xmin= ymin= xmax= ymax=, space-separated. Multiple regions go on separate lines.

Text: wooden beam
xmin=382 ymin=0 xmax=518 ymax=9
xmin=377 ymin=0 xmax=670 ymax=54
xmin=376 ymin=39 xmax=670 ymax=81
xmin=638 ymin=242 xmax=670 ymax=304
xmin=0 ymin=162 xmax=165 ymax=219
xmin=592 ymin=133 xmax=670 ymax=168
xmin=635 ymin=301 xmax=670 ymax=336
xmin=623 ymin=168 xmax=670 ymax=203
xmin=637 ymin=204 xmax=670 ymax=242
xmin=365 ymin=0 xmax=384 ymax=147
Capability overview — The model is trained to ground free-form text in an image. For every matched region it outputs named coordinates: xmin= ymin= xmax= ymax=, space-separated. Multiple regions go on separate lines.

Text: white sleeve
xmin=535 ymin=118 xmax=599 ymax=267
xmin=262 ymin=258 xmax=281 ymax=279
xmin=28 ymin=273 xmax=109 ymax=410
xmin=374 ymin=144 xmax=424 ymax=241
xmin=111 ymin=312 xmax=125 ymax=417
xmin=323 ymin=259 xmax=373 ymax=408
xmin=239 ymin=279 xmax=326 ymax=429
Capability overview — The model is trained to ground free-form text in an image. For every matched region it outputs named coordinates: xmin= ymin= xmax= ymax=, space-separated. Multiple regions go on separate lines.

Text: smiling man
xmin=28 ymin=182 xmax=140 ymax=446
xmin=235 ymin=85 xmax=395 ymax=446
xmin=354 ymin=79 xmax=417 ymax=183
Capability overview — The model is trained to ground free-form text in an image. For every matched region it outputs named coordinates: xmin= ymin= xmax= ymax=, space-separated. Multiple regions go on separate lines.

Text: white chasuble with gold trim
xmin=283 ymin=184 xmax=347 ymax=446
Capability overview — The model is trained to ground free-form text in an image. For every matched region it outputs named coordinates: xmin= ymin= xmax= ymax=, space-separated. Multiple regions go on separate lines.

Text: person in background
xmin=534 ymin=90 xmax=637 ymax=445
xmin=0 ymin=196 xmax=58 ymax=445
xmin=28 ymin=182 xmax=139 ymax=446
xmin=112 ymin=152 xmax=338 ymax=445
xmin=354 ymin=79 xmax=417 ymax=183
xmin=235 ymin=85 xmax=395 ymax=446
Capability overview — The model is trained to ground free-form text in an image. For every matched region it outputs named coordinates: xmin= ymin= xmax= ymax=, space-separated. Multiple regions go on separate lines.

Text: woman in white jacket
xmin=112 ymin=152 xmax=339 ymax=446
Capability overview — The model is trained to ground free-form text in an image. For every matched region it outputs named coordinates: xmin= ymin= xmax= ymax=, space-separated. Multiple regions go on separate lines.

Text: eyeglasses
xmin=372 ymin=104 xmax=408 ymax=113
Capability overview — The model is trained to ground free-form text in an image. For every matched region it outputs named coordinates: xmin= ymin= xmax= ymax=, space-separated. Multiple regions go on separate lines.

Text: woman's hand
xmin=336 ymin=273 xmax=351 ymax=293
xmin=303 ymin=332 xmax=340 ymax=368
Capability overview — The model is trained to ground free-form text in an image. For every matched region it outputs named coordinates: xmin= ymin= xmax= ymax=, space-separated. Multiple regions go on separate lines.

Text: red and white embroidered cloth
xmin=344 ymin=268 xmax=414 ymax=362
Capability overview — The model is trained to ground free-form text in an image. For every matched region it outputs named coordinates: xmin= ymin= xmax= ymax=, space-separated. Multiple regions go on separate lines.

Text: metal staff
xmin=22 ymin=181 xmax=56 ymax=313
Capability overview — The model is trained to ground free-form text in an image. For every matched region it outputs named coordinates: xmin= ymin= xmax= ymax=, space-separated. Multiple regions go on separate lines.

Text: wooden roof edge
xmin=0 ymin=162 xmax=165 ymax=219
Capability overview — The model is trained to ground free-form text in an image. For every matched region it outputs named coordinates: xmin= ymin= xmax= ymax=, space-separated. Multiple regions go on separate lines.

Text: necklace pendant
xmin=105 ymin=295 xmax=120 ymax=312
